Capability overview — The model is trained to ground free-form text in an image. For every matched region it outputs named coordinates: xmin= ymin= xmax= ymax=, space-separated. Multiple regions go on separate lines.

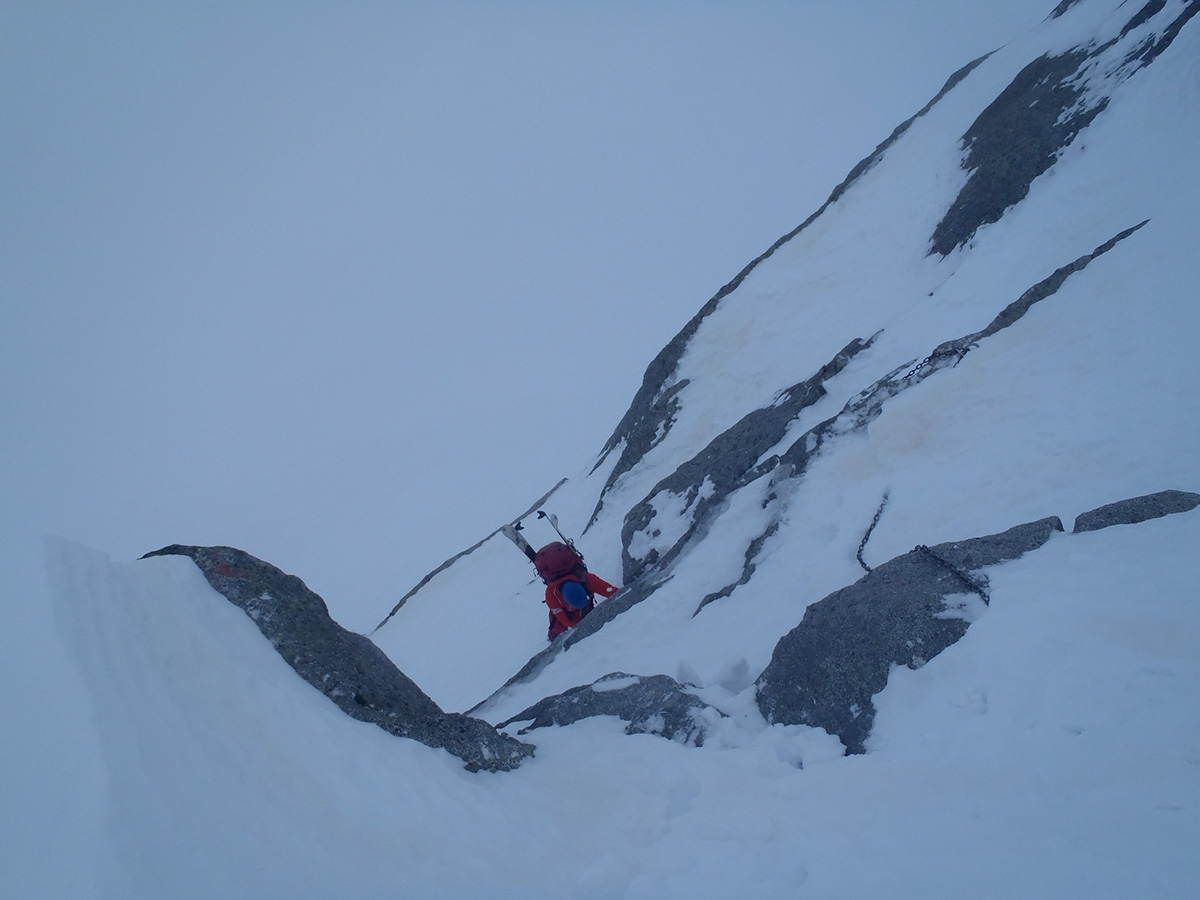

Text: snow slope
xmin=6 ymin=1 xmax=1200 ymax=897
xmin=29 ymin=501 xmax=1200 ymax=899
xmin=377 ymin=0 xmax=1200 ymax=723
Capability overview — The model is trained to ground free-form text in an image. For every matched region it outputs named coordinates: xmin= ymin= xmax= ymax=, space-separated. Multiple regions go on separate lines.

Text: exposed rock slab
xmin=1072 ymin=489 xmax=1200 ymax=533
xmin=930 ymin=0 xmax=1199 ymax=254
xmin=141 ymin=544 xmax=533 ymax=772
xmin=755 ymin=516 xmax=1064 ymax=755
xmin=497 ymin=673 xmax=716 ymax=746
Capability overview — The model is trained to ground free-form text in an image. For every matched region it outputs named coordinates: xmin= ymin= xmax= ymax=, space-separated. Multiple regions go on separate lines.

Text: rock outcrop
xmin=930 ymin=0 xmax=1199 ymax=254
xmin=369 ymin=0 xmax=1200 ymax=767
xmin=756 ymin=487 xmax=1200 ymax=754
xmin=755 ymin=516 xmax=1064 ymax=754
xmin=497 ymin=673 xmax=716 ymax=746
xmin=141 ymin=544 xmax=533 ymax=772
xmin=1072 ymin=489 xmax=1200 ymax=533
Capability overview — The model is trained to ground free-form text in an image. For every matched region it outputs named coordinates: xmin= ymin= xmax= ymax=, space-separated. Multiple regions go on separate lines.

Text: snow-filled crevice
xmin=692 ymin=520 xmax=782 ymax=618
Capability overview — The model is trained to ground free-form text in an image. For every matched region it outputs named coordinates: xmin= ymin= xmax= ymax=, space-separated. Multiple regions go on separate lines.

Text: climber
xmin=533 ymin=541 xmax=619 ymax=640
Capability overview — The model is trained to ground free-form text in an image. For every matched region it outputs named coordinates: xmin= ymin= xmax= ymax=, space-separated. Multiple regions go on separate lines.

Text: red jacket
xmin=545 ymin=572 xmax=619 ymax=637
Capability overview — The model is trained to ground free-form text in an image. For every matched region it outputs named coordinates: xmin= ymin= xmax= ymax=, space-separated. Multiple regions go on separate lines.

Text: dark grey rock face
xmin=497 ymin=673 xmax=716 ymax=746
xmin=930 ymin=49 xmax=1102 ymax=256
xmin=755 ymin=516 xmax=1063 ymax=755
xmin=1049 ymin=0 xmax=1087 ymax=18
xmin=1072 ymin=490 xmax=1200 ymax=533
xmin=930 ymin=0 xmax=1199 ymax=255
xmin=141 ymin=545 xmax=533 ymax=772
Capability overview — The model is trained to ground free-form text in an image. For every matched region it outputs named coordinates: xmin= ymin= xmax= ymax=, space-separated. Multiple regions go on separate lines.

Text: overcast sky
xmin=2 ymin=1 xmax=1053 ymax=630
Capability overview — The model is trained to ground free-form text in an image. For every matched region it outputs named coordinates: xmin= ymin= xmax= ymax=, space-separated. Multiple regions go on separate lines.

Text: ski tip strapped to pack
xmin=536 ymin=509 xmax=581 ymax=557
xmin=500 ymin=522 xmax=538 ymax=563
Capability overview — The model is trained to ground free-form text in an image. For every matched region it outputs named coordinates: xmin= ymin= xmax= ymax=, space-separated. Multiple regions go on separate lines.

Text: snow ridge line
xmin=141 ymin=544 xmax=534 ymax=771
xmin=369 ymin=478 xmax=567 ymax=635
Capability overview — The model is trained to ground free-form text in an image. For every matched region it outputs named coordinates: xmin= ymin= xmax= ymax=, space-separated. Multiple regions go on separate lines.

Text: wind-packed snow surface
xmin=7 ymin=1 xmax=1200 ymax=897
